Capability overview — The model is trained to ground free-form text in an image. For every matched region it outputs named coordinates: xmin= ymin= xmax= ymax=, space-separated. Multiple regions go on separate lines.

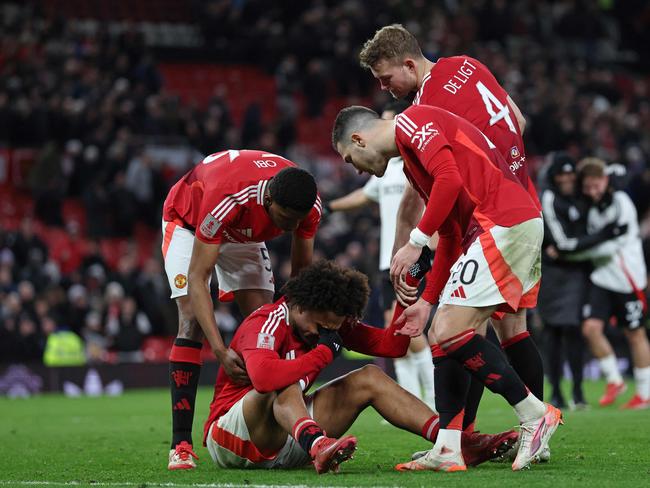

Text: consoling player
xmin=203 ymin=260 xmax=517 ymax=473
xmin=358 ymin=24 xmax=544 ymax=440
xmin=325 ymin=100 xmax=435 ymax=409
xmin=332 ymin=103 xmax=561 ymax=472
xmin=567 ymin=158 xmax=650 ymax=409
xmin=161 ymin=149 xmax=322 ymax=469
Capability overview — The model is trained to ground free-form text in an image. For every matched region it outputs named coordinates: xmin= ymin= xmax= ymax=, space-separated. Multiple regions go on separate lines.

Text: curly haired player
xmin=203 ymin=260 xmax=517 ymax=473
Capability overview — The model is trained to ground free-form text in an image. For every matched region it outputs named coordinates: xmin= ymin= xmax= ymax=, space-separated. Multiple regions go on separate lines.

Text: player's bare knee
xmin=623 ymin=327 xmax=646 ymax=343
xmin=273 ymin=383 xmax=303 ymax=409
xmin=349 ymin=364 xmax=388 ymax=394
xmin=582 ymin=319 xmax=602 ymax=339
xmin=248 ymin=389 xmax=278 ymax=411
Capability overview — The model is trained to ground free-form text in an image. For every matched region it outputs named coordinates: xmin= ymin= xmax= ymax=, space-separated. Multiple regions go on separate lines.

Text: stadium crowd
xmin=0 ymin=0 xmax=649 ymax=368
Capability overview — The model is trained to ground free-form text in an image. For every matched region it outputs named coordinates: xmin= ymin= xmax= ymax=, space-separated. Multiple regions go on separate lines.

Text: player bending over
xmin=203 ymin=260 xmax=517 ymax=473
xmin=360 ymin=25 xmax=545 ymax=446
xmin=162 ymin=149 xmax=322 ymax=469
xmin=332 ymin=104 xmax=561 ymax=472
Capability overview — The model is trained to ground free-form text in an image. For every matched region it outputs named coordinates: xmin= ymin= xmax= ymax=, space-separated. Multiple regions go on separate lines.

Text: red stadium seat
xmin=141 ymin=336 xmax=174 ymax=363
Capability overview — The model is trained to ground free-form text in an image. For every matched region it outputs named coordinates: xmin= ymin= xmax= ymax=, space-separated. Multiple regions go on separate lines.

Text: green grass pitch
xmin=2 ymin=380 xmax=648 ymax=488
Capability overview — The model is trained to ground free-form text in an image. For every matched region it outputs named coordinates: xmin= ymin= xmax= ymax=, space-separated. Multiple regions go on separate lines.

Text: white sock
xmin=514 ymin=392 xmax=547 ymax=423
xmin=434 ymin=428 xmax=461 ymax=453
xmin=394 ymin=356 xmax=420 ymax=397
xmin=599 ymin=354 xmax=623 ymax=384
xmin=411 ymin=347 xmax=436 ymax=410
xmin=633 ymin=366 xmax=650 ymax=400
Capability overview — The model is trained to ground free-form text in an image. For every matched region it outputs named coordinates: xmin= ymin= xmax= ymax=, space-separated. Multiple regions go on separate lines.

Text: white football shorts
xmin=206 ymin=391 xmax=313 ymax=469
xmin=439 ymin=218 xmax=542 ymax=314
xmin=161 ymin=220 xmax=275 ymax=299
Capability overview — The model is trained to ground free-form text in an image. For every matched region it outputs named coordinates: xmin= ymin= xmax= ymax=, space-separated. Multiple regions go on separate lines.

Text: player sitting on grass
xmin=203 ymin=260 xmax=517 ymax=474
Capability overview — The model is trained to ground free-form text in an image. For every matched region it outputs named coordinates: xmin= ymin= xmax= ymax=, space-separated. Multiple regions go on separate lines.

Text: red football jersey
xmin=203 ymin=298 xmax=409 ymax=444
xmin=394 ymin=106 xmax=540 ymax=303
xmin=162 ymin=150 xmax=321 ymax=245
xmin=394 ymin=105 xmax=540 ymax=233
xmin=413 ymin=56 xmax=540 ymax=209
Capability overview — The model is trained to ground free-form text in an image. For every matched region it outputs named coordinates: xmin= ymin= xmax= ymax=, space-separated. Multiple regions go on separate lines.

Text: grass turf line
xmin=2 ymin=380 xmax=648 ymax=487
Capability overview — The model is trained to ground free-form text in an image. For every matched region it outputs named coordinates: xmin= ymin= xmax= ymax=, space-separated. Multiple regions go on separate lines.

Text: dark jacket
xmin=538 ymin=155 xmax=603 ymax=325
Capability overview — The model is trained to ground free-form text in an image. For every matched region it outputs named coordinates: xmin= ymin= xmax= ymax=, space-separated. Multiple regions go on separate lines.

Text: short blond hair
xmin=359 ymin=24 xmax=423 ymax=69
xmin=577 ymin=157 xmax=607 ymax=178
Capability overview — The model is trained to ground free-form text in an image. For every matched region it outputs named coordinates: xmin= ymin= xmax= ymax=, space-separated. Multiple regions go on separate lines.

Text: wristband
xmin=409 ymin=227 xmax=430 ymax=248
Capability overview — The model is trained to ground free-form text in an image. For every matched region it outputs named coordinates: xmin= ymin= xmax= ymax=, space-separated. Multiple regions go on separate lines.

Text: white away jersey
xmin=363 ymin=158 xmax=407 ymax=271
xmin=575 ymin=191 xmax=647 ymax=293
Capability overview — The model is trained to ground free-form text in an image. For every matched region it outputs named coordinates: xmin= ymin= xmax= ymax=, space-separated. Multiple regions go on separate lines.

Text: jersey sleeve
xmin=238 ymin=313 xmax=332 ymax=394
xmin=294 ymin=195 xmax=322 ymax=239
xmin=417 ymin=148 xmax=464 ymax=237
xmin=195 ymin=189 xmax=243 ymax=244
xmin=339 ymin=319 xmax=409 ymax=358
xmin=422 ymin=217 xmax=463 ymax=304
xmin=362 ymin=176 xmax=381 ymax=203
xmin=396 ymin=109 xmax=462 ymax=238
xmin=396 ymin=110 xmax=453 ymax=168
xmin=542 ymin=190 xmax=611 ymax=252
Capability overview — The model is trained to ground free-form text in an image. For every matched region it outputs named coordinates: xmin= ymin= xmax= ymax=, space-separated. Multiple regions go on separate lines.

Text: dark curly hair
xmin=268 ymin=167 xmax=317 ymax=212
xmin=281 ymin=260 xmax=369 ymax=319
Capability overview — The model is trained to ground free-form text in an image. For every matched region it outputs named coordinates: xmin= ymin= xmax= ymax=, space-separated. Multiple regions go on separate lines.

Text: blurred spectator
xmin=106 ymin=296 xmax=152 ymax=362
xmin=66 ymin=284 xmax=90 ymax=336
xmin=7 ymin=218 xmax=47 ymax=271
xmin=82 ymin=311 xmax=109 ymax=363
xmin=125 ymin=152 xmax=162 ymax=228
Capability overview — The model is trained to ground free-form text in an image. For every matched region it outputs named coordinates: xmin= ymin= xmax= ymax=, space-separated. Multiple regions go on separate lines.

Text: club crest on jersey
xmin=411 ymin=122 xmax=439 ymax=151
xmin=200 ymin=214 xmax=222 ymax=238
xmin=174 ymin=274 xmax=187 ymax=289
xmin=257 ymin=332 xmax=275 ymax=350
xmin=510 ymin=146 xmax=520 ymax=159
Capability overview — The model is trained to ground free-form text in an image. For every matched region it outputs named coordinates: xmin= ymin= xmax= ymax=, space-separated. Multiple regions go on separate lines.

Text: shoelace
xmin=175 ymin=443 xmax=198 ymax=461
xmin=516 ymin=424 xmax=535 ymax=452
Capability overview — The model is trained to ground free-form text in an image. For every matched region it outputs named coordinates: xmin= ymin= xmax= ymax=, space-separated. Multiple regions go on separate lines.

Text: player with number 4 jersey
xmin=359 ymin=25 xmax=547 ymax=458
xmin=162 ymin=149 xmax=321 ymax=470
xmin=360 ymin=24 xmax=539 ymax=209
xmin=411 ymin=57 xmax=538 ymax=207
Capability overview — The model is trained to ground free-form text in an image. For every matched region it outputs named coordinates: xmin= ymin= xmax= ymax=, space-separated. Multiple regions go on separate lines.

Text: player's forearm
xmin=563 ymin=240 xmax=619 ymax=262
xmin=244 ymin=347 xmax=333 ymax=393
xmin=393 ymin=184 xmax=424 ymax=256
xmin=187 ymin=275 xmax=226 ymax=356
xmin=329 ymin=188 xmax=370 ymax=212
xmin=421 ymin=234 xmax=461 ymax=304
xmin=343 ymin=321 xmax=410 ymax=358
xmin=416 ymin=166 xmax=462 ymax=238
